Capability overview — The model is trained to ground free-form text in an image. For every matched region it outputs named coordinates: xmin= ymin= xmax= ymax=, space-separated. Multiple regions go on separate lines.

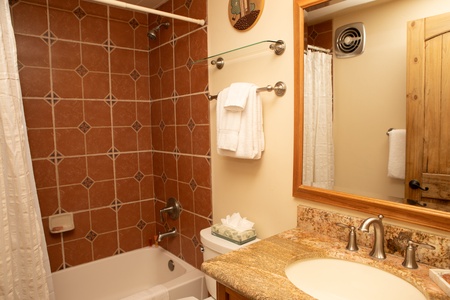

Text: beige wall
xmin=207 ymin=0 xmax=297 ymax=237
xmin=333 ymin=0 xmax=450 ymax=201
xmin=208 ymin=0 xmax=450 ymax=239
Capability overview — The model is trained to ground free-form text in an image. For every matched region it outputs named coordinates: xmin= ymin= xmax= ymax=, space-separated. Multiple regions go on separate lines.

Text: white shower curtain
xmin=0 ymin=1 xmax=52 ymax=299
xmin=303 ymin=50 xmax=334 ymax=189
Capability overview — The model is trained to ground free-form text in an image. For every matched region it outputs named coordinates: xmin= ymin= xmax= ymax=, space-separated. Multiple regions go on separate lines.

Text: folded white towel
xmin=121 ymin=285 xmax=169 ymax=300
xmin=388 ymin=129 xmax=406 ymax=179
xmin=218 ymin=85 xmax=264 ymax=159
xmin=217 ymin=87 xmax=241 ymax=151
xmin=224 ymin=82 xmax=254 ymax=111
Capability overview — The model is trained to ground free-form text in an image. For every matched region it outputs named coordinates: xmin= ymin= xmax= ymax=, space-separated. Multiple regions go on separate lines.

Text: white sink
xmin=285 ymin=258 xmax=426 ymax=300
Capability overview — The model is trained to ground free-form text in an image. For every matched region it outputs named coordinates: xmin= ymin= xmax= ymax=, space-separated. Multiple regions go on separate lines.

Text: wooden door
xmin=406 ymin=12 xmax=450 ymax=211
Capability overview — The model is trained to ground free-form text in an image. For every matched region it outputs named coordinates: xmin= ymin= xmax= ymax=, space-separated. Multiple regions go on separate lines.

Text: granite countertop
xmin=201 ymin=228 xmax=448 ymax=300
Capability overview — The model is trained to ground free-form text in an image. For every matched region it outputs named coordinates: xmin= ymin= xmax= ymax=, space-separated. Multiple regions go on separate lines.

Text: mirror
xmin=293 ymin=0 xmax=450 ymax=232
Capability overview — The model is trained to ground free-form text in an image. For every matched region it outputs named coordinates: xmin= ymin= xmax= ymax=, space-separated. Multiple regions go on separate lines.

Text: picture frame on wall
xmin=228 ymin=0 xmax=264 ymax=31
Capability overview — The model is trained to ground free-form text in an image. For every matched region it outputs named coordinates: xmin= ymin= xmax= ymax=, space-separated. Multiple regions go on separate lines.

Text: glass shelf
xmin=194 ymin=40 xmax=285 ymax=69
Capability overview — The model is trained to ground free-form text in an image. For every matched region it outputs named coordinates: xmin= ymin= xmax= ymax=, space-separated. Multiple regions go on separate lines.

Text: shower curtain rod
xmin=89 ymin=0 xmax=206 ymax=26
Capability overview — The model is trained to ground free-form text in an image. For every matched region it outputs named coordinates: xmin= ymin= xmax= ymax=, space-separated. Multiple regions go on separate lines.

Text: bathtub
xmin=52 ymin=246 xmax=207 ymax=300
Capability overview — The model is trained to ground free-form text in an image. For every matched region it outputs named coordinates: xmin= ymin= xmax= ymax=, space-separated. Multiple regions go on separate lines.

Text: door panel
xmin=406 ymin=12 xmax=450 ymax=211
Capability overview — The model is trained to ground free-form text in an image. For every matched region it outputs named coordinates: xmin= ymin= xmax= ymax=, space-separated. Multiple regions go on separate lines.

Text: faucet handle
xmin=402 ymin=240 xmax=435 ymax=269
xmin=159 ymin=197 xmax=182 ymax=223
xmin=336 ymin=223 xmax=359 ymax=251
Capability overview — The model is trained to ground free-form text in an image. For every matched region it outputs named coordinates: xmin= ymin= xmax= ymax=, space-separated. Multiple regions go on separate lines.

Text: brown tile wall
xmin=11 ymin=0 xmax=211 ymax=272
xmin=148 ymin=1 xmax=211 ymax=269
xmin=306 ymin=20 xmax=333 ymax=50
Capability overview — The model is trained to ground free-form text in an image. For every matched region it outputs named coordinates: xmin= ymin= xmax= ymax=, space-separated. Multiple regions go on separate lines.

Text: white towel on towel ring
xmin=121 ymin=284 xmax=169 ymax=300
xmin=387 ymin=129 xmax=406 ymax=180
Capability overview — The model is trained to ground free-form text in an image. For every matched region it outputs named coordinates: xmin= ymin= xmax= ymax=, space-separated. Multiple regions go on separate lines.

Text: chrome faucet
xmin=157 ymin=227 xmax=177 ymax=242
xmin=358 ymin=214 xmax=386 ymax=260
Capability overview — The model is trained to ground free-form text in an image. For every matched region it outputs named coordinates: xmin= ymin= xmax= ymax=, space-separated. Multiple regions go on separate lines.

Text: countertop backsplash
xmin=297 ymin=205 xmax=450 ymax=269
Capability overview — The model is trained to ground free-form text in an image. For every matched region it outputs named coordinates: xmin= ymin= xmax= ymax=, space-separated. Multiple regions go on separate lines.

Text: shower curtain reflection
xmin=302 ymin=49 xmax=334 ymax=189
xmin=0 ymin=1 xmax=52 ymax=299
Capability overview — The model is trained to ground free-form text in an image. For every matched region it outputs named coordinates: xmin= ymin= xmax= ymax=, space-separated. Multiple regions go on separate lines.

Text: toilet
xmin=179 ymin=227 xmax=259 ymax=300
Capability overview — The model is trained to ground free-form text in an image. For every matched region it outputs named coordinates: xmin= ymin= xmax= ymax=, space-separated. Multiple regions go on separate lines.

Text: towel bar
xmin=208 ymin=81 xmax=286 ymax=101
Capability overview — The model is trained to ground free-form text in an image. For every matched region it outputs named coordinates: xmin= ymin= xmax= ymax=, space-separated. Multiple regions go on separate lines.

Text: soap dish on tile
xmin=429 ymin=269 xmax=450 ymax=296
xmin=49 ymin=213 xmax=75 ymax=233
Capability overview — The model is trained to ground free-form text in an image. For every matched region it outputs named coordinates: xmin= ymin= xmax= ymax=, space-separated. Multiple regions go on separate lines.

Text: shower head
xmin=147 ymin=22 xmax=170 ymax=40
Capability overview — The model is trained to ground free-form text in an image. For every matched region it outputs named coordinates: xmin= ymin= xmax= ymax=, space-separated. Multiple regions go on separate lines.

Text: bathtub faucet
xmin=157 ymin=227 xmax=177 ymax=242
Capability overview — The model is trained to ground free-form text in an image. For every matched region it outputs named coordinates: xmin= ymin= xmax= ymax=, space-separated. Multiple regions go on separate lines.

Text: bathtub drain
xmin=168 ymin=259 xmax=175 ymax=271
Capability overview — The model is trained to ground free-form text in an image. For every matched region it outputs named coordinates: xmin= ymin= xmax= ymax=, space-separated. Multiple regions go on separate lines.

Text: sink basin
xmin=285 ymin=258 xmax=426 ymax=300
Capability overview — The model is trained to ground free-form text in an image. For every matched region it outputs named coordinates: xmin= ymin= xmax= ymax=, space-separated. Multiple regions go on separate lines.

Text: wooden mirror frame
xmin=292 ymin=0 xmax=450 ymax=232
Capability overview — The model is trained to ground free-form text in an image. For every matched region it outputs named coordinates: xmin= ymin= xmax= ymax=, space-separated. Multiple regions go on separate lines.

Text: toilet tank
xmin=200 ymin=228 xmax=241 ymax=259
xmin=200 ymin=227 xmax=259 ymax=298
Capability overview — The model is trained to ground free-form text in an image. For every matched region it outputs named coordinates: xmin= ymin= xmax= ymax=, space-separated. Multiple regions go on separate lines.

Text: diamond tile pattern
xmin=130 ymin=70 xmax=140 ymax=81
xmin=82 ymin=177 xmax=94 ymax=189
xmin=105 ymin=95 xmax=117 ymax=107
xmin=111 ymin=199 xmax=122 ymax=211
xmin=129 ymin=18 xmax=139 ymax=29
xmin=132 ymin=121 xmax=142 ymax=132
xmin=159 ymin=120 xmax=165 ymax=131
xmin=134 ymin=171 xmax=144 ymax=182
xmin=187 ymin=58 xmax=194 ymax=70
xmin=85 ymin=230 xmax=98 ymax=241
xmin=107 ymin=147 xmax=119 ymax=160
xmin=161 ymin=172 xmax=167 ymax=183
xmin=48 ymin=151 xmax=63 ymax=165
xmin=192 ymin=235 xmax=199 ymax=247
xmin=103 ymin=40 xmax=115 ymax=53
xmin=17 ymin=60 xmax=24 ymax=71
xmin=189 ymin=179 xmax=197 ymax=191
xmin=41 ymin=31 xmax=57 ymax=45
xmin=45 ymin=92 xmax=60 ymax=105
xmin=137 ymin=219 xmax=146 ymax=230
xmin=187 ymin=119 xmax=195 ymax=132
xmin=78 ymin=121 xmax=91 ymax=133
xmin=73 ymin=7 xmax=86 ymax=20
xmin=75 ymin=65 xmax=88 ymax=77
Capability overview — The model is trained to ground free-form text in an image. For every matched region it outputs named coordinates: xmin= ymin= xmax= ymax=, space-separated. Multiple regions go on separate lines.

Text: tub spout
xmin=157 ymin=227 xmax=177 ymax=242
xmin=358 ymin=214 xmax=386 ymax=260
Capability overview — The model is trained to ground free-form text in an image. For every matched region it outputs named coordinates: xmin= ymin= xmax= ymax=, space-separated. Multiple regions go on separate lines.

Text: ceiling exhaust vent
xmin=335 ymin=22 xmax=365 ymax=58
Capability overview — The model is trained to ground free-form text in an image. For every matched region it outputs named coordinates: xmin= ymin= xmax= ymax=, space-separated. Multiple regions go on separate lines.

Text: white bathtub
xmin=52 ymin=246 xmax=207 ymax=300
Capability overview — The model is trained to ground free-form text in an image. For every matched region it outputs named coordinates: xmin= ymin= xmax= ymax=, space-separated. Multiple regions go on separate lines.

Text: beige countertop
xmin=201 ymin=228 xmax=448 ymax=300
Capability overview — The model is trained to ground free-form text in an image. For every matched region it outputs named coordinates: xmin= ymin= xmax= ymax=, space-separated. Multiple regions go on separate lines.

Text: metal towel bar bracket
xmin=208 ymin=81 xmax=287 ymax=101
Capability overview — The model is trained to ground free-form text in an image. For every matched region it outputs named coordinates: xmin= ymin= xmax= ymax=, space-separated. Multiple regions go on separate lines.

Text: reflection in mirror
xmin=293 ymin=0 xmax=450 ymax=232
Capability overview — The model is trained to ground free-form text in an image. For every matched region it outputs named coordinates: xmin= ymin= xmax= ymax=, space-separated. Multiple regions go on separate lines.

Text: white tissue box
xmin=429 ymin=269 xmax=450 ymax=297
xmin=211 ymin=224 xmax=256 ymax=245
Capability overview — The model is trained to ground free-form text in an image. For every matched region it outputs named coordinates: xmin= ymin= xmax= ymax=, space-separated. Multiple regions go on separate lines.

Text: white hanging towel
xmin=121 ymin=284 xmax=169 ymax=300
xmin=387 ymin=129 xmax=406 ymax=179
xmin=217 ymin=87 xmax=241 ymax=151
xmin=224 ymin=82 xmax=254 ymax=111
xmin=217 ymin=84 xmax=264 ymax=159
